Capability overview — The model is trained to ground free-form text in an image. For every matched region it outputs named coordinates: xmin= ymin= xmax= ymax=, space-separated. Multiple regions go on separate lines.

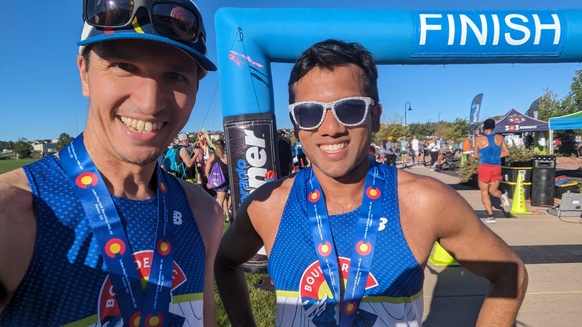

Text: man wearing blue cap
xmin=0 ymin=1 xmax=222 ymax=325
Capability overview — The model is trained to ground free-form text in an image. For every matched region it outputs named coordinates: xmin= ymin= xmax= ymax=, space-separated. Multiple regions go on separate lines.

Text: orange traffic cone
xmin=510 ymin=173 xmax=532 ymax=215
xmin=428 ymin=242 xmax=460 ymax=266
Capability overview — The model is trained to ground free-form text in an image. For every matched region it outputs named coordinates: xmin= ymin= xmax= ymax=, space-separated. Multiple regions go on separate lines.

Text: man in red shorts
xmin=474 ymin=119 xmax=510 ymax=223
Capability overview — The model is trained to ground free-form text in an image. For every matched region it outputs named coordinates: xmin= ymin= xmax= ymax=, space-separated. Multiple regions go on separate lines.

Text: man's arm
xmin=398 ymin=172 xmax=527 ymax=326
xmin=497 ymin=135 xmax=510 ymax=158
xmin=180 ymin=147 xmax=195 ymax=168
xmin=429 ymin=183 xmax=528 ymax=325
xmin=182 ymin=180 xmax=223 ymax=327
xmin=473 ymin=138 xmax=481 ymax=160
xmin=215 ymin=178 xmax=290 ymax=326
xmin=214 ymin=204 xmax=264 ymax=326
xmin=0 ymin=169 xmax=36 ymax=313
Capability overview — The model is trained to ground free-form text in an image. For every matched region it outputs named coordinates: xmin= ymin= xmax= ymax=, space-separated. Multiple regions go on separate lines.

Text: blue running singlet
xmin=268 ymin=162 xmax=425 ymax=326
xmin=479 ymin=134 xmax=502 ymax=165
xmin=0 ymin=155 xmax=207 ymax=326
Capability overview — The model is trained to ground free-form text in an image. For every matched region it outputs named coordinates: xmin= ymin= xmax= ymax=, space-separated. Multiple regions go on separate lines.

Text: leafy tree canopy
xmin=13 ymin=138 xmax=33 ymax=159
xmin=55 ymin=133 xmax=74 ymax=151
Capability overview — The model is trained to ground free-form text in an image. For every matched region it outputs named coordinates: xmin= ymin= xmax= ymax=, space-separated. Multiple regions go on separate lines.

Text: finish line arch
xmin=215 ymin=8 xmax=582 ymax=211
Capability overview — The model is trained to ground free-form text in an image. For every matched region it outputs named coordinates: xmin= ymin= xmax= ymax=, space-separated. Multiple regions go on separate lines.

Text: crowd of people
xmin=0 ymin=1 xmax=528 ymax=326
xmin=162 ymin=132 xmax=233 ymax=223
xmin=278 ymin=130 xmax=311 ymax=175
xmin=162 ymin=128 xmax=311 ymax=225
xmin=373 ymin=135 xmax=461 ymax=170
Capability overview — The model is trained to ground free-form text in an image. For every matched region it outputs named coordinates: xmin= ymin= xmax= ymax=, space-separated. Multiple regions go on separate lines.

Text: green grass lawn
xmin=0 ymin=158 xmax=38 ymax=174
xmin=215 ymin=271 xmax=276 ymax=326
xmin=216 ymin=225 xmax=276 ymax=326
xmin=1 ymin=156 xmax=275 ymax=326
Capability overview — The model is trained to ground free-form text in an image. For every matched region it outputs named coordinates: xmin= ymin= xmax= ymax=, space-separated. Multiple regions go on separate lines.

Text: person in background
xmin=410 ymin=135 xmax=419 ymax=166
xmin=524 ymin=134 xmax=534 ymax=150
xmin=385 ymin=135 xmax=396 ymax=166
xmin=0 ymin=1 xmax=223 ymax=325
xmin=428 ymin=138 xmax=439 ymax=168
xmin=474 ymin=118 xmax=511 ymax=223
xmin=553 ymin=137 xmax=562 ymax=153
xmin=296 ymin=140 xmax=308 ymax=169
xmin=205 ymin=139 xmax=231 ymax=223
xmin=214 ymin=39 xmax=527 ymax=327
xmin=369 ymin=142 xmax=377 ymax=161
xmin=419 ymin=139 xmax=427 ymax=166
xmin=277 ymin=130 xmax=293 ymax=177
xmin=397 ymin=135 xmax=409 ymax=167
xmin=463 ymin=138 xmax=472 ymax=153
xmin=192 ymin=140 xmax=207 ymax=185
xmin=177 ymin=132 xmax=197 ymax=182
xmin=379 ymin=140 xmax=386 ymax=163
xmin=437 ymin=137 xmax=444 ymax=149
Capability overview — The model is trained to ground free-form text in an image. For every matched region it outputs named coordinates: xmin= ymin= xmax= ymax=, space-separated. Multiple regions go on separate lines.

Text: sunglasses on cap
xmin=289 ymin=96 xmax=375 ymax=130
xmin=83 ymin=0 xmax=202 ymax=43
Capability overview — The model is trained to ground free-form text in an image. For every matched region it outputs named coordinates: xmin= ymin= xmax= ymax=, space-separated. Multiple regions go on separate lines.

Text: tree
xmin=537 ymin=88 xmax=562 ymax=122
xmin=0 ymin=141 xmax=12 ymax=152
xmin=444 ymin=118 xmax=470 ymax=141
xmin=408 ymin=123 xmax=432 ymax=139
xmin=13 ymin=138 xmax=33 ymax=159
xmin=564 ymin=70 xmax=582 ymax=114
xmin=55 ymin=133 xmax=74 ymax=151
xmin=376 ymin=113 xmax=409 ymax=141
xmin=373 ymin=123 xmax=407 ymax=144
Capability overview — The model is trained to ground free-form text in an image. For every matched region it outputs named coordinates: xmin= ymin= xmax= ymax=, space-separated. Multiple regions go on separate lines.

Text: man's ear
xmin=371 ymin=103 xmax=383 ymax=132
xmin=77 ymin=54 xmax=90 ymax=97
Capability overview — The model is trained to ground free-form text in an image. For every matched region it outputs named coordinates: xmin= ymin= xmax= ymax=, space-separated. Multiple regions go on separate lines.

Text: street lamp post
xmin=404 ymin=102 xmax=412 ymax=126
xmin=438 ymin=112 xmax=443 ymax=122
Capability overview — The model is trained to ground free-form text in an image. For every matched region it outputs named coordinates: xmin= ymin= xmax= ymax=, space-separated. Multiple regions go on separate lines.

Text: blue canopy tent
xmin=549 ymin=111 xmax=582 ymax=130
xmin=548 ymin=111 xmax=582 ymax=153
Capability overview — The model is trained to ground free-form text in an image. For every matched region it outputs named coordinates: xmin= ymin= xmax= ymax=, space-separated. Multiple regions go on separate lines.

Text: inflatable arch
xmin=215 ymin=8 xmax=582 ymax=211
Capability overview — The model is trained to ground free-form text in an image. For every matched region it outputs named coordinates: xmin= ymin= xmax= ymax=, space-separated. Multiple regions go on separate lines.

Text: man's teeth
xmin=320 ymin=143 xmax=347 ymax=153
xmin=120 ymin=117 xmax=160 ymax=133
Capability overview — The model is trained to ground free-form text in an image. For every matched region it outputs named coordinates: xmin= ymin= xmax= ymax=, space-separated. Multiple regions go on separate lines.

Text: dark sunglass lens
xmin=86 ymin=0 xmax=133 ymax=27
xmin=152 ymin=4 xmax=198 ymax=41
xmin=335 ymin=99 xmax=367 ymax=125
xmin=294 ymin=103 xmax=324 ymax=129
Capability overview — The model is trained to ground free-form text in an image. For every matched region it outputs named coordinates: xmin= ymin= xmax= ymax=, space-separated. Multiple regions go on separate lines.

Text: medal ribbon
xmin=307 ymin=160 xmax=383 ymax=326
xmin=59 ymin=134 xmax=174 ymax=326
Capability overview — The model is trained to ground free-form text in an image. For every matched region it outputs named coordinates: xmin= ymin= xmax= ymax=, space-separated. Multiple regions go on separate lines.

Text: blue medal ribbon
xmin=59 ymin=134 xmax=175 ymax=326
xmin=307 ymin=160 xmax=384 ymax=326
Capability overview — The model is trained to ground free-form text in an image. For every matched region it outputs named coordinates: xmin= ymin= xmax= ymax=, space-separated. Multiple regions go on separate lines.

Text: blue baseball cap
xmin=78 ymin=0 xmax=216 ymax=74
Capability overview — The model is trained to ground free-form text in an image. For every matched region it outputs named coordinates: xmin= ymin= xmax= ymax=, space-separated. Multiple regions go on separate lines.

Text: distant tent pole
xmin=549 ymin=130 xmax=554 ymax=154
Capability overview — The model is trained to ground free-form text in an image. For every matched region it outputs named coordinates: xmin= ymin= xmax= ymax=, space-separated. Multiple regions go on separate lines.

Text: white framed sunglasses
xmin=289 ymin=96 xmax=375 ymax=130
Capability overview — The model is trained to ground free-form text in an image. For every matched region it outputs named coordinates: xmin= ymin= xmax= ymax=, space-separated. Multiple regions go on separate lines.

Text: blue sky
xmin=1 ymin=0 xmax=581 ymax=142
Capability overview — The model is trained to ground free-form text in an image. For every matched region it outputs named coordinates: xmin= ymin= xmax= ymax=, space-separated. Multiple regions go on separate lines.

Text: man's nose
xmin=318 ymin=107 xmax=346 ymax=135
xmin=132 ymin=77 xmax=167 ymax=115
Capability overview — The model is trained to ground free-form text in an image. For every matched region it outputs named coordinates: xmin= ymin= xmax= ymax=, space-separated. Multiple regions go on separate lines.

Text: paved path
xmin=406 ymin=165 xmax=582 ymax=326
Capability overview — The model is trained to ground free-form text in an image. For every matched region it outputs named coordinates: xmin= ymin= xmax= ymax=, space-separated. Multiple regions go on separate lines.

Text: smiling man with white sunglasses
xmin=215 ymin=39 xmax=528 ymax=327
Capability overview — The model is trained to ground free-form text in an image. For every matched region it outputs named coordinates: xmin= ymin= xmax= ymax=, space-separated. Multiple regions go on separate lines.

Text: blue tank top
xmin=479 ymin=134 xmax=502 ymax=165
xmin=0 ymin=155 xmax=207 ymax=326
xmin=269 ymin=163 xmax=424 ymax=326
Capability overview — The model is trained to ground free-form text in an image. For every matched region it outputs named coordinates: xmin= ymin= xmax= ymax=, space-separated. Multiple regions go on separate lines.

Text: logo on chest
xmin=97 ymin=250 xmax=187 ymax=325
xmin=299 ymin=257 xmax=379 ymax=324
xmin=299 ymin=257 xmax=378 ymax=301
